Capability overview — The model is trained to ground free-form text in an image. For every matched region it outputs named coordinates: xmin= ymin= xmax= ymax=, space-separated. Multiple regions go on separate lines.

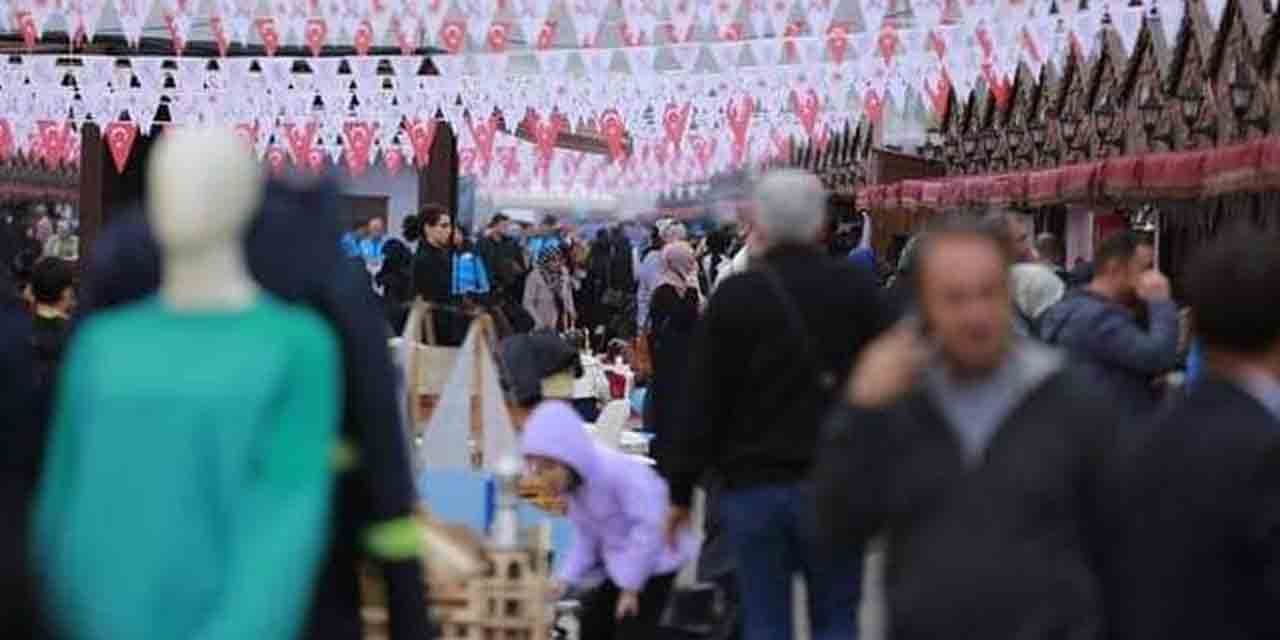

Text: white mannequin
xmin=146 ymin=128 xmax=265 ymax=311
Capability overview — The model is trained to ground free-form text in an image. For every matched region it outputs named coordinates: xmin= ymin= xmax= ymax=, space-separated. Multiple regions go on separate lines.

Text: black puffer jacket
xmin=0 ymin=287 xmax=49 ymax=639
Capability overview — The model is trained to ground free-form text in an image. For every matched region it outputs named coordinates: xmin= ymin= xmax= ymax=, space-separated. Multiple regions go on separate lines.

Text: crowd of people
xmin=505 ymin=171 xmax=1277 ymax=640
xmin=2 ymin=151 xmax=1280 ymax=640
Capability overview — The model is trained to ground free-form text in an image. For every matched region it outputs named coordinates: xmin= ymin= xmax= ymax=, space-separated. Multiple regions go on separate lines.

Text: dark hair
xmin=10 ymin=248 xmax=38 ymax=288
xmin=1093 ymin=231 xmax=1152 ymax=273
xmin=420 ymin=204 xmax=450 ymax=229
xmin=911 ymin=214 xmax=1011 ymax=290
xmin=645 ymin=225 xmax=663 ymax=256
xmin=377 ymin=240 xmax=414 ymax=304
xmin=542 ymin=214 xmax=559 ymax=227
xmin=31 ymin=257 xmax=74 ymax=305
xmin=707 ymin=227 xmax=733 ymax=255
xmin=1184 ymin=231 xmax=1280 ymax=353
xmin=490 ymin=213 xmax=510 ymax=227
xmin=402 ymin=214 xmax=421 ymax=243
xmin=382 ymin=238 xmax=412 ymax=266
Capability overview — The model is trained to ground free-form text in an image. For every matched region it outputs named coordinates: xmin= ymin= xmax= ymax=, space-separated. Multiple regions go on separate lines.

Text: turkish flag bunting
xmin=104 ymin=120 xmax=139 ymax=174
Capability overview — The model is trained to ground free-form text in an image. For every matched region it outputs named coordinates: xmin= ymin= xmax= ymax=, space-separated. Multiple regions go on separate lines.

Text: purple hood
xmin=521 ymin=402 xmax=697 ymax=590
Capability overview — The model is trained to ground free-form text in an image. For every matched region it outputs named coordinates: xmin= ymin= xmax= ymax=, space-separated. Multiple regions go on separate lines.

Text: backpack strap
xmin=756 ymin=265 xmax=836 ymax=391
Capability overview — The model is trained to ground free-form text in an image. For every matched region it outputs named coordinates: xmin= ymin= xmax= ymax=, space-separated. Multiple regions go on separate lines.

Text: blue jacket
xmin=339 ymin=232 xmax=363 ymax=258
xmin=359 ymin=236 xmax=387 ymax=261
xmin=451 ymin=251 xmax=491 ymax=296
xmin=1038 ymin=289 xmax=1180 ymax=417
xmin=1185 ymin=339 xmax=1204 ymax=394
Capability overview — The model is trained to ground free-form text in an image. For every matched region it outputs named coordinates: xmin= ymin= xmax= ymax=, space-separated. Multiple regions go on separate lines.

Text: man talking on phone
xmin=813 ymin=216 xmax=1119 ymax=640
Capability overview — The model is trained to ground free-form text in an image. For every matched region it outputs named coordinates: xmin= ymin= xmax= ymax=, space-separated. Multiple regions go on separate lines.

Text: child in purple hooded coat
xmin=522 ymin=401 xmax=698 ymax=639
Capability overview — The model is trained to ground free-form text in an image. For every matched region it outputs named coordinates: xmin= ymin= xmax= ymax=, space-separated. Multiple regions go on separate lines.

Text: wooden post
xmin=77 ymin=123 xmax=104 ymax=263
xmin=78 ymin=123 xmax=153 ymax=261
xmin=418 ymin=122 xmax=459 ymax=215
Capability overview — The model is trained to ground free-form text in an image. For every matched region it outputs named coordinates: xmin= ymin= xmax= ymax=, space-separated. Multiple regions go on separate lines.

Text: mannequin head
xmin=147 ymin=128 xmax=264 ymax=310
xmin=147 ymin=128 xmax=263 ymax=257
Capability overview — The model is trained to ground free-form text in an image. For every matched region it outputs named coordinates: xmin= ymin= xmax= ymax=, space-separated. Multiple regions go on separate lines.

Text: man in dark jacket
xmin=0 ymin=273 xmax=47 ymax=638
xmin=79 ymin=179 xmax=433 ymax=640
xmin=29 ymin=257 xmax=75 ymax=393
xmin=1100 ymin=232 xmax=1280 ymax=640
xmin=814 ymin=217 xmax=1117 ymax=640
xmin=1038 ymin=231 xmax=1179 ymax=416
xmin=666 ymin=170 xmax=886 ymax=640
xmin=477 ymin=213 xmax=528 ymax=304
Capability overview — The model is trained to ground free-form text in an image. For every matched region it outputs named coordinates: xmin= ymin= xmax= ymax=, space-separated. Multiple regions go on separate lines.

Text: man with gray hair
xmin=667 ymin=169 xmax=887 ymax=640
xmin=982 ymin=209 xmax=1037 ymax=263
xmin=981 ymin=209 xmax=1044 ymax=338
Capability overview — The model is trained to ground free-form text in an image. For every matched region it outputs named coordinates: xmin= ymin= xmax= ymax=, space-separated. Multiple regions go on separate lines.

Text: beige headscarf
xmin=658 ymin=241 xmax=698 ymax=296
xmin=1011 ymin=263 xmax=1066 ymax=320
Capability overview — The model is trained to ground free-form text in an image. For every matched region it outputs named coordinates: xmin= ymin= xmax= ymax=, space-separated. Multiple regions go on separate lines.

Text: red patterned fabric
xmin=1144 ymin=150 xmax=1207 ymax=200
xmin=838 ymin=136 xmax=1280 ymax=214
xmin=1099 ymin=156 xmax=1143 ymax=201
xmin=1258 ymin=138 xmax=1280 ymax=192
xmin=941 ymin=179 xmax=966 ymax=208
xmin=921 ymin=180 xmax=946 ymax=210
xmin=1058 ymin=162 xmax=1100 ymax=202
xmin=885 ymin=182 xmax=904 ymax=209
xmin=989 ymin=173 xmax=1027 ymax=207
xmin=1026 ymin=169 xmax=1060 ymax=206
xmin=900 ymin=180 xmax=926 ymax=209
xmin=961 ymin=176 xmax=993 ymax=206
xmin=862 ymin=185 xmax=883 ymax=208
xmin=1201 ymin=140 xmax=1264 ymax=197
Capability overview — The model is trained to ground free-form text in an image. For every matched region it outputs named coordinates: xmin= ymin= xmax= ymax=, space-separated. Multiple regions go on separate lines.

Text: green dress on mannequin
xmin=33 ymin=295 xmax=340 ymax=640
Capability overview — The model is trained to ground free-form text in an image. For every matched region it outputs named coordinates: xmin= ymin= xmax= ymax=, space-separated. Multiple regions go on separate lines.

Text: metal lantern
xmin=1029 ymin=122 xmax=1046 ymax=145
xmin=1229 ymin=61 xmax=1254 ymax=118
xmin=1179 ymin=89 xmax=1203 ymax=127
xmin=1059 ymin=112 xmax=1079 ymax=144
xmin=982 ymin=129 xmax=999 ymax=154
xmin=1228 ymin=60 xmax=1269 ymax=134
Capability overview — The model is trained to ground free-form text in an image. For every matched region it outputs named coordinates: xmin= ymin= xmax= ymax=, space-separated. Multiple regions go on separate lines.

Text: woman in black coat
xmin=646 ymin=241 xmax=700 ymax=476
xmin=410 ymin=204 xmax=466 ymax=345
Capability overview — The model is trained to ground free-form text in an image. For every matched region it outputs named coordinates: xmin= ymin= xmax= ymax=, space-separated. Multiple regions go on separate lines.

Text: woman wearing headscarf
xmin=523 ymin=245 xmax=576 ymax=331
xmin=645 ymin=241 xmax=701 ymax=476
xmin=1010 ymin=262 xmax=1066 ymax=337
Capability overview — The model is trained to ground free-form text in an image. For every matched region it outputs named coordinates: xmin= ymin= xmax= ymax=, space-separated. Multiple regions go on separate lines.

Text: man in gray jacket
xmin=1038 ymin=231 xmax=1180 ymax=416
